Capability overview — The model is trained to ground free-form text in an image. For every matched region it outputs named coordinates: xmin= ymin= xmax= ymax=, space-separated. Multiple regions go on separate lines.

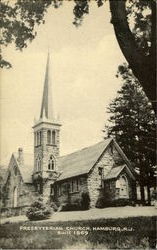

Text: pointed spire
xmin=40 ymin=52 xmax=54 ymax=120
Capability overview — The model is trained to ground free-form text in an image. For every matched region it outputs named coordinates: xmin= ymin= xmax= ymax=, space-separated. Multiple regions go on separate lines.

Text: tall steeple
xmin=40 ymin=52 xmax=53 ymax=120
xmin=33 ymin=52 xmax=61 ymax=195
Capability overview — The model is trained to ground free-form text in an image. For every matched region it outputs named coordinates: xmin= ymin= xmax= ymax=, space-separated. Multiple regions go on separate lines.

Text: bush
xmin=96 ymin=198 xmax=133 ymax=208
xmin=81 ymin=192 xmax=90 ymax=210
xmin=49 ymin=201 xmax=59 ymax=212
xmin=26 ymin=197 xmax=52 ymax=221
xmin=112 ymin=198 xmax=132 ymax=207
xmin=95 ymin=197 xmax=106 ymax=208
xmin=151 ymin=189 xmax=157 ymax=200
xmin=61 ymin=202 xmax=81 ymax=211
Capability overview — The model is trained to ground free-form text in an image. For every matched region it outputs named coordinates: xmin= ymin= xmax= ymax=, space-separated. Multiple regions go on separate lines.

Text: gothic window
xmin=36 ymin=131 xmax=42 ymax=146
xmin=52 ymin=130 xmax=56 ymax=145
xmin=48 ymin=155 xmax=55 ymax=170
xmin=39 ymin=131 xmax=42 ymax=145
xmin=36 ymin=156 xmax=41 ymax=172
xmin=13 ymin=186 xmax=18 ymax=207
xmin=47 ymin=130 xmax=51 ymax=144
xmin=35 ymin=132 xmax=37 ymax=146
xmin=36 ymin=132 xmax=38 ymax=146
xmin=116 ymin=175 xmax=129 ymax=198
xmin=37 ymin=132 xmax=39 ymax=145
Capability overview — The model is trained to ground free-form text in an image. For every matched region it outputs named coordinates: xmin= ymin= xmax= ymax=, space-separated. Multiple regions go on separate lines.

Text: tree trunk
xmin=140 ymin=184 xmax=145 ymax=205
xmin=147 ymin=184 xmax=151 ymax=206
xmin=109 ymin=0 xmax=156 ymax=113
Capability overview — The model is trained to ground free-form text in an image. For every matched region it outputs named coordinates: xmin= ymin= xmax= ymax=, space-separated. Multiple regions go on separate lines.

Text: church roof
xmin=104 ymin=164 xmax=135 ymax=180
xmin=8 ymin=138 xmax=134 ymax=184
xmin=12 ymin=139 xmax=112 ymax=183
xmin=57 ymin=139 xmax=112 ymax=181
xmin=104 ymin=165 xmax=125 ymax=180
xmin=13 ymin=153 xmax=34 ymax=183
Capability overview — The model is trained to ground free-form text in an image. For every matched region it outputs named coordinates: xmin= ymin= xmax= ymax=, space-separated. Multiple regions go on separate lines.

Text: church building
xmin=2 ymin=54 xmax=137 ymax=214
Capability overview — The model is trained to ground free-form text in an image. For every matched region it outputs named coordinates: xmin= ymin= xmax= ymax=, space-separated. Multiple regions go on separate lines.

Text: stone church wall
xmin=87 ymin=143 xmax=127 ymax=207
xmin=34 ymin=127 xmax=60 ymax=175
xmin=3 ymin=157 xmax=36 ymax=210
xmin=56 ymin=175 xmax=88 ymax=206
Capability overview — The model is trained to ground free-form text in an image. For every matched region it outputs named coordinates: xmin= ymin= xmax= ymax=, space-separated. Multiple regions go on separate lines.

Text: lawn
xmin=1 ymin=206 xmax=157 ymax=224
xmin=0 ymin=215 xmax=156 ymax=249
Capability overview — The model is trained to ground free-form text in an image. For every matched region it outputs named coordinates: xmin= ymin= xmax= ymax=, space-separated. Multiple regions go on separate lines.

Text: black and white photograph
xmin=0 ymin=0 xmax=156 ymax=249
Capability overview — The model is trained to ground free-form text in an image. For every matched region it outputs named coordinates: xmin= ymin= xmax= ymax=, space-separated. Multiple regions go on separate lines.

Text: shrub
xmin=95 ymin=197 xmax=106 ymax=208
xmin=26 ymin=197 xmax=52 ymax=221
xmin=81 ymin=192 xmax=90 ymax=210
xmin=96 ymin=198 xmax=133 ymax=208
xmin=49 ymin=201 xmax=59 ymax=212
xmin=112 ymin=198 xmax=132 ymax=207
xmin=61 ymin=202 xmax=81 ymax=211
xmin=151 ymin=189 xmax=157 ymax=200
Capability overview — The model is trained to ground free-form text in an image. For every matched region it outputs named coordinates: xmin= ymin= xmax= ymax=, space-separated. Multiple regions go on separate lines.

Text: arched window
xmin=13 ymin=186 xmax=18 ymax=207
xmin=39 ymin=131 xmax=42 ymax=145
xmin=35 ymin=132 xmax=37 ymax=146
xmin=47 ymin=130 xmax=51 ymax=144
xmin=117 ymin=175 xmax=128 ymax=198
xmin=36 ymin=156 xmax=41 ymax=172
xmin=36 ymin=131 xmax=42 ymax=146
xmin=52 ymin=131 xmax=56 ymax=145
xmin=48 ymin=155 xmax=55 ymax=170
xmin=37 ymin=132 xmax=39 ymax=146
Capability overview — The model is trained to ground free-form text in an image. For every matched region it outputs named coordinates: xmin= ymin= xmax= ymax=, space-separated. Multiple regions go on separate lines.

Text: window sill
xmin=46 ymin=144 xmax=57 ymax=147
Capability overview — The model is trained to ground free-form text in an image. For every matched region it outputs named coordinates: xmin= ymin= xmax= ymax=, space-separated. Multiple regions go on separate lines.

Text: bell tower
xmin=32 ymin=53 xmax=61 ymax=198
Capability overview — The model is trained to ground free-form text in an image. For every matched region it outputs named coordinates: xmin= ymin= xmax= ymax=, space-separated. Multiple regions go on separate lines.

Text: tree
xmin=105 ymin=63 xmax=156 ymax=205
xmin=0 ymin=0 xmax=156 ymax=112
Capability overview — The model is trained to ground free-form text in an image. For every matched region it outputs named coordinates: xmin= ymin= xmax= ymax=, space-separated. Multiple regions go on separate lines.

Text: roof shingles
xmin=12 ymin=138 xmax=134 ymax=183
xmin=58 ymin=139 xmax=112 ymax=181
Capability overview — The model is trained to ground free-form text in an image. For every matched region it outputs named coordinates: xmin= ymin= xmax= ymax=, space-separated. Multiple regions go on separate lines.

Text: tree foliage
xmin=1 ymin=0 xmax=156 ymax=111
xmin=105 ymin=63 xmax=156 ymax=203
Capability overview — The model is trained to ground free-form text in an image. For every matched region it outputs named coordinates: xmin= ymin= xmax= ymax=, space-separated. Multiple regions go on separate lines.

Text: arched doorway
xmin=118 ymin=175 xmax=129 ymax=198
xmin=13 ymin=186 xmax=18 ymax=207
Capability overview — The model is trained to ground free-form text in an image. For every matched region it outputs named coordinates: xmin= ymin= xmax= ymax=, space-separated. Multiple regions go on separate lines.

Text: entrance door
xmin=119 ymin=176 xmax=128 ymax=198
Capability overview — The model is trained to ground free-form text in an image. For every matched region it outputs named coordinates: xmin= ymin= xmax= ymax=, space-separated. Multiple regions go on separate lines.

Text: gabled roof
xmin=104 ymin=165 xmax=125 ymax=180
xmin=13 ymin=153 xmax=34 ymax=183
xmin=57 ymin=139 xmax=112 ymax=181
xmin=4 ymin=138 xmax=135 ymax=184
xmin=104 ymin=165 xmax=135 ymax=180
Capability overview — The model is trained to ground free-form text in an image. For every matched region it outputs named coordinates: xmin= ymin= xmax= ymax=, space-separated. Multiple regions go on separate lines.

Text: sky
xmin=0 ymin=1 xmax=126 ymax=166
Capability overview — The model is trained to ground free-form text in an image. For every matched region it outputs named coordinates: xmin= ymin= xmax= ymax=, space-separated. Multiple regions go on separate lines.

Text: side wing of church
xmin=2 ymin=54 xmax=137 ymax=214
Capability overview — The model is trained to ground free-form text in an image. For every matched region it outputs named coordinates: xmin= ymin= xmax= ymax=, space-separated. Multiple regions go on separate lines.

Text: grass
xmin=0 ymin=216 xmax=156 ymax=249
